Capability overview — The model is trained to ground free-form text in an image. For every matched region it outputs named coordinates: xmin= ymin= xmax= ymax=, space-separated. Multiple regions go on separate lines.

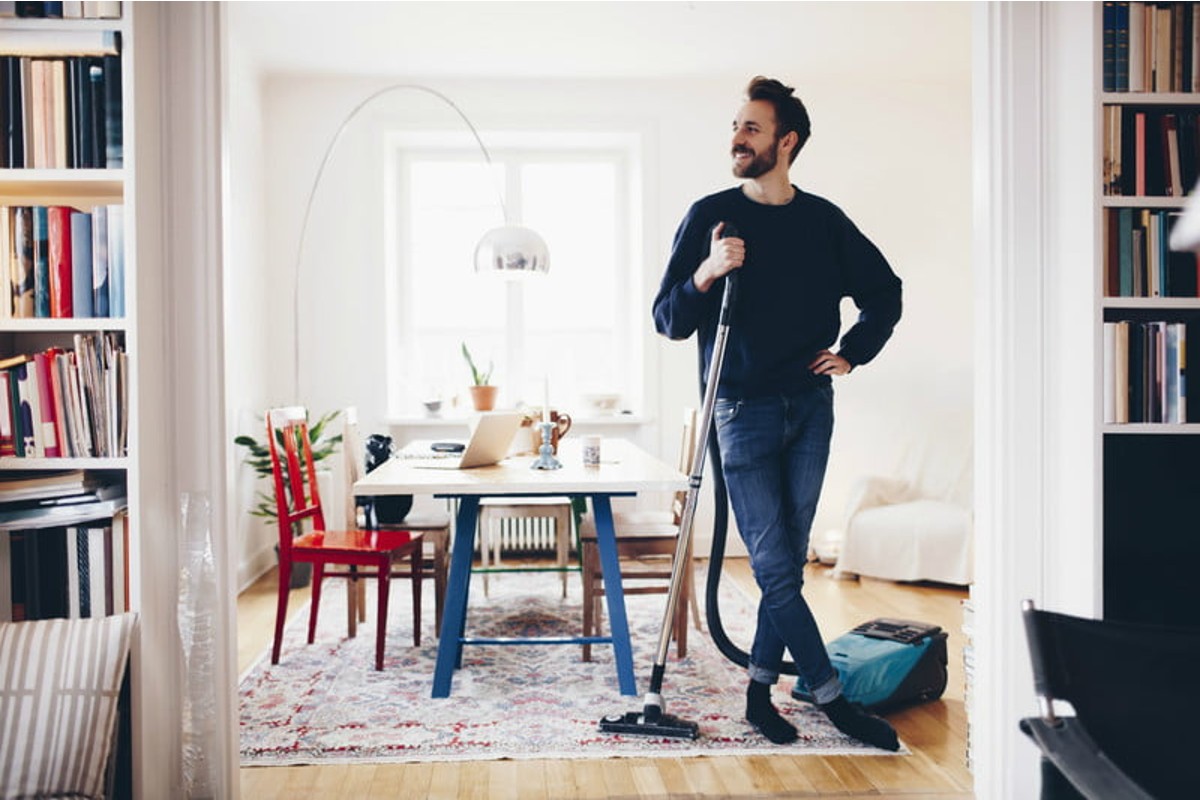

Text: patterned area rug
xmin=238 ymin=567 xmax=893 ymax=764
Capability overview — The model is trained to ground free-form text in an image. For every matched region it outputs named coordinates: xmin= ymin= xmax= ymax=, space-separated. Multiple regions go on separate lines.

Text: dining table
xmin=353 ymin=436 xmax=688 ymax=698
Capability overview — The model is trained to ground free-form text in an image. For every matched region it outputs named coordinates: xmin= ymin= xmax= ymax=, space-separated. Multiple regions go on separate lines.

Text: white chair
xmin=833 ymin=417 xmax=973 ymax=585
xmin=343 ymin=407 xmax=451 ymax=635
xmin=478 ymin=496 xmax=575 ymax=597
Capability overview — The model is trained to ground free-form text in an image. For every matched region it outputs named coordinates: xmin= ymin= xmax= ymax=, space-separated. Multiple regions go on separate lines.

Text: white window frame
xmin=383 ymin=130 xmax=642 ymax=419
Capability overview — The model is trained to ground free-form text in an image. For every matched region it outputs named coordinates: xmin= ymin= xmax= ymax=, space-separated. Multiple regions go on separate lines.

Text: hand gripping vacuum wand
xmin=599 ymin=223 xmax=741 ymax=739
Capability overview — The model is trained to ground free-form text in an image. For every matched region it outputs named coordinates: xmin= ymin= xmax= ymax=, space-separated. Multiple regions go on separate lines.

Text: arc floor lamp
xmin=290 ymin=83 xmax=550 ymax=399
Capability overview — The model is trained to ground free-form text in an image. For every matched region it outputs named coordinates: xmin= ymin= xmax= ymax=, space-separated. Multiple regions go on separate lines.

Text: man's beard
xmin=732 ymin=140 xmax=779 ymax=178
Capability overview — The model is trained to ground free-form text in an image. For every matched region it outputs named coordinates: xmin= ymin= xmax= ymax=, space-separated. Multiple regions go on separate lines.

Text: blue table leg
xmin=432 ymin=495 xmax=480 ymax=698
xmin=591 ymin=495 xmax=637 ymax=696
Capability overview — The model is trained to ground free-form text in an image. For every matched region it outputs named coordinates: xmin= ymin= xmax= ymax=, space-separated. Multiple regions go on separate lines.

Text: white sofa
xmin=833 ymin=423 xmax=973 ymax=586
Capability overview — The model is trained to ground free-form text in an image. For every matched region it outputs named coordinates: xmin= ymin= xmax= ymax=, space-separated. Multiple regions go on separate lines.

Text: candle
xmin=542 ymin=377 xmax=550 ymax=424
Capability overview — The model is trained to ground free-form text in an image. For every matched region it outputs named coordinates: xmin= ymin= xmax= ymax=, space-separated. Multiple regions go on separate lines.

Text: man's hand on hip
xmin=809 ymin=350 xmax=852 ymax=376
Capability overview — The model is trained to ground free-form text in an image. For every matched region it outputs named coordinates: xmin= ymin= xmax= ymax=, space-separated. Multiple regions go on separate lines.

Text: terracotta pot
xmin=469 ymin=385 xmax=498 ymax=411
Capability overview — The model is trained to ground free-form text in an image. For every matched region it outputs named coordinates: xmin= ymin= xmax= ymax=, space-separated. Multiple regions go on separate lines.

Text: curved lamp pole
xmin=291 ymin=83 xmax=549 ymax=399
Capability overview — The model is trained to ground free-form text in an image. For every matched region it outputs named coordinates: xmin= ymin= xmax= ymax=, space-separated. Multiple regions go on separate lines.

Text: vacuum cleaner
xmin=596 ymin=225 xmax=742 ymax=740
xmin=600 ymin=222 xmax=947 ymax=740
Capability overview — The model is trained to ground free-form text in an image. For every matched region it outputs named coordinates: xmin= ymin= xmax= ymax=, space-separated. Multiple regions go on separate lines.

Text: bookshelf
xmin=1099 ymin=2 xmax=1200 ymax=627
xmin=0 ymin=2 xmax=135 ymax=624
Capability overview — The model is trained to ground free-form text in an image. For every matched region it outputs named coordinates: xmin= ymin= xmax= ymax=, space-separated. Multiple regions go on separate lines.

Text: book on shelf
xmin=0 ymin=492 xmax=125 ymax=530
xmin=69 ymin=209 xmax=91 ymax=317
xmin=0 ymin=372 xmax=13 ymax=457
xmin=31 ymin=349 xmax=61 ymax=457
xmin=0 ymin=467 xmax=95 ymax=500
xmin=90 ymin=204 xmax=108 ymax=316
xmin=106 ymin=203 xmax=122 ymax=315
xmin=30 ymin=1 xmax=122 ymax=18
xmin=0 ymin=206 xmax=7 ymax=318
xmin=0 ymin=29 xmax=119 ymax=58
xmin=46 ymin=204 xmax=73 ymax=317
xmin=101 ymin=52 xmax=119 ymax=168
xmin=32 ymin=204 xmax=48 ymax=316
xmin=9 ymin=207 xmax=34 ymax=317
xmin=12 ymin=358 xmax=40 ymax=455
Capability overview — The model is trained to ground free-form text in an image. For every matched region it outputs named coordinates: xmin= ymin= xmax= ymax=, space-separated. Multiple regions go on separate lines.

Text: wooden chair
xmin=267 ymin=406 xmax=424 ymax=671
xmin=343 ymin=407 xmax=451 ymax=635
xmin=580 ymin=408 xmax=701 ymax=661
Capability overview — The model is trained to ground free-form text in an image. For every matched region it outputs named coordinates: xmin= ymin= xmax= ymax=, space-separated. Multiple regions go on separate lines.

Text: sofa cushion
xmin=0 ymin=612 xmax=137 ymax=800
xmin=837 ymin=499 xmax=973 ymax=585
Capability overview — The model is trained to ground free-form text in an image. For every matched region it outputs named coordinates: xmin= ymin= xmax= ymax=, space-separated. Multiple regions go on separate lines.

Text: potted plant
xmin=233 ymin=409 xmax=343 ymax=587
xmin=461 ymin=341 xmax=498 ymax=411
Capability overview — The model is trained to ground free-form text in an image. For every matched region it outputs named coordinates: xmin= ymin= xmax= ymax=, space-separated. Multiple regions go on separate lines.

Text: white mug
xmin=582 ymin=435 xmax=601 ymax=467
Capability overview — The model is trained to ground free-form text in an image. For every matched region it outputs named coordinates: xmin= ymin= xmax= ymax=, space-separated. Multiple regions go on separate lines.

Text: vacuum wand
xmin=599 ymin=224 xmax=740 ymax=740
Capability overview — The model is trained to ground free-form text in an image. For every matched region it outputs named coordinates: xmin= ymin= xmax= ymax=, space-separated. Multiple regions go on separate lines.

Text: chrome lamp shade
xmin=474 ymin=224 xmax=550 ymax=276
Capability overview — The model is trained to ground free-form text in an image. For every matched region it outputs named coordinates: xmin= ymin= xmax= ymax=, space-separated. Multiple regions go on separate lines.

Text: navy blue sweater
xmin=652 ymin=186 xmax=902 ymax=398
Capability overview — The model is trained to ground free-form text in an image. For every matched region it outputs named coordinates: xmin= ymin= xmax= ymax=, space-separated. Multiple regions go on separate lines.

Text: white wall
xmin=225 ymin=4 xmax=972 ymax=574
xmin=223 ymin=23 xmax=278 ymax=587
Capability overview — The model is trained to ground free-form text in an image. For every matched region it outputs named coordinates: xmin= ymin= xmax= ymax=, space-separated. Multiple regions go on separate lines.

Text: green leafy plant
xmin=233 ymin=409 xmax=343 ymax=521
xmin=461 ymin=341 xmax=494 ymax=386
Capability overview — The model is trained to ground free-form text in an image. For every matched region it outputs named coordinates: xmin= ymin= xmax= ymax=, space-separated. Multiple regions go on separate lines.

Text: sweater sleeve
xmin=652 ymin=205 xmax=721 ymax=341
xmin=835 ymin=212 xmax=903 ymax=368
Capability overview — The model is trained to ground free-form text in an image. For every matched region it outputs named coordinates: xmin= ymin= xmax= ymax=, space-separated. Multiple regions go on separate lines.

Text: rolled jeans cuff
xmin=748 ymin=662 xmax=779 ymax=686
xmin=809 ymin=673 xmax=843 ymax=705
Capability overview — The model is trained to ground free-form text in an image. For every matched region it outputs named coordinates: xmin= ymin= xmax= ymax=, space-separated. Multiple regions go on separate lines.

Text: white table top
xmin=353 ymin=438 xmax=687 ymax=496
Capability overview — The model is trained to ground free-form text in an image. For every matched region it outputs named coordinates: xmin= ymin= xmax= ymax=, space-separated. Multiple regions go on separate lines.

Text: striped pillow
xmin=0 ymin=613 xmax=137 ymax=800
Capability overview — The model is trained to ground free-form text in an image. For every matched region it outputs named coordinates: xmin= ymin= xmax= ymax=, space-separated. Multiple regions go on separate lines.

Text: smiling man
xmin=652 ymin=76 xmax=903 ymax=750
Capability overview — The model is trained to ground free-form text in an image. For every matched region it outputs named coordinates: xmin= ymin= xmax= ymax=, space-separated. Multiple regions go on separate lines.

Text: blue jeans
xmin=714 ymin=386 xmax=842 ymax=704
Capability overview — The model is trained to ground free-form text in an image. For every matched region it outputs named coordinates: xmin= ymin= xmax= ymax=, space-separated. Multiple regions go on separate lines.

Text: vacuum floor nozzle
xmin=598 ymin=711 xmax=700 ymax=740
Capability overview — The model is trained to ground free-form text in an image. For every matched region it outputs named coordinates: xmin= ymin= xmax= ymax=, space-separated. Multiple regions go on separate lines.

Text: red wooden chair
xmin=267 ymin=406 xmax=424 ymax=671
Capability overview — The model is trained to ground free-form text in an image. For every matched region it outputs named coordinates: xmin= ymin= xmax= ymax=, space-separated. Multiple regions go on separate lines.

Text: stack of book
xmin=0 ymin=29 xmax=122 ymax=170
xmin=1103 ymin=319 xmax=1189 ymax=423
xmin=0 ymin=469 xmax=127 ymax=622
xmin=1105 ymin=208 xmax=1200 ymax=297
xmin=1 ymin=204 xmax=126 ymax=318
xmin=1103 ymin=1 xmax=1200 ymax=93
xmin=0 ymin=332 xmax=127 ymax=458
xmin=1102 ymin=106 xmax=1200 ymax=198
xmin=1 ymin=3 xmax=122 ymax=19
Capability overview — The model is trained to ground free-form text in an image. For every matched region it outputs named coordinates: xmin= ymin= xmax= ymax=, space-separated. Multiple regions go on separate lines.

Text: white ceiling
xmin=226 ymin=1 xmax=971 ymax=84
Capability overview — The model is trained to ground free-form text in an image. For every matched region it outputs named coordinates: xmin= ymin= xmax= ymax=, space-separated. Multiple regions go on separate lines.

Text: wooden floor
xmin=237 ymin=558 xmax=973 ymax=799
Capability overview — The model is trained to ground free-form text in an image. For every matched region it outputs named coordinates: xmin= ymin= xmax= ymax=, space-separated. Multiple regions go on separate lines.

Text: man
xmin=652 ymin=76 xmax=903 ymax=750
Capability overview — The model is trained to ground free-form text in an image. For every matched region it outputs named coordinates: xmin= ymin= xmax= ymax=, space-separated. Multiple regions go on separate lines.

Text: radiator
xmin=479 ymin=517 xmax=568 ymax=556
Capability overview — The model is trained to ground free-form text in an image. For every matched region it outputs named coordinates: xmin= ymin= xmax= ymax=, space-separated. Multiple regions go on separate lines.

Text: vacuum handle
xmin=645 ymin=221 xmax=740 ymax=696
xmin=717 ymin=222 xmax=740 ymax=326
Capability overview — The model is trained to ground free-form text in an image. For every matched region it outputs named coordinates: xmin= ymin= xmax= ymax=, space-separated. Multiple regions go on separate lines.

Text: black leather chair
xmin=1019 ymin=599 xmax=1200 ymax=799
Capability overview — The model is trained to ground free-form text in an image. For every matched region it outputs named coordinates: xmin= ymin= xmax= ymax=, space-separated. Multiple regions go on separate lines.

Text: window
xmin=386 ymin=137 xmax=639 ymax=418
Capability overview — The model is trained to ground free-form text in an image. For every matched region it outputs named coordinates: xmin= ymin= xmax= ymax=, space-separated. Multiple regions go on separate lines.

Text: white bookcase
xmin=0 ymin=3 xmax=139 ymax=791
xmin=1097 ymin=2 xmax=1200 ymax=627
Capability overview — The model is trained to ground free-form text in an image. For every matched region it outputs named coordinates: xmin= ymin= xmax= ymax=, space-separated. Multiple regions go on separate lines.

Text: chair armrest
xmin=1019 ymin=716 xmax=1154 ymax=800
xmin=843 ymin=476 xmax=918 ymax=522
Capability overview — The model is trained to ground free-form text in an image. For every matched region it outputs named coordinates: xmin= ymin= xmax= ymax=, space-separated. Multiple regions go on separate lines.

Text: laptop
xmin=406 ymin=410 xmax=524 ymax=469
